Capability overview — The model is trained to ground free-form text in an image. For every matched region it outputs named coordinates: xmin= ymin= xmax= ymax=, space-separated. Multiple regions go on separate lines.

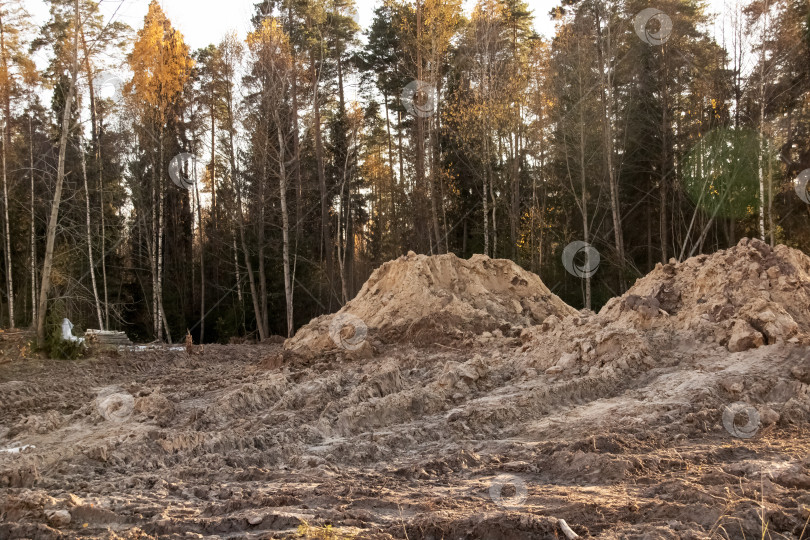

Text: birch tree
xmin=0 ymin=0 xmax=35 ymax=328
xmin=36 ymin=0 xmax=80 ymax=343
xmin=127 ymin=0 xmax=193 ymax=341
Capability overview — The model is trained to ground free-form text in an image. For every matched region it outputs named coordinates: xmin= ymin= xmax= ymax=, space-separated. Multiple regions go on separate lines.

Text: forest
xmin=0 ymin=0 xmax=808 ymax=346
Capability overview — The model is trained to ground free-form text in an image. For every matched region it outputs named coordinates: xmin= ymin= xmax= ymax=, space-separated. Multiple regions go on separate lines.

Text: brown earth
xmin=1 ymin=241 xmax=810 ymax=539
xmin=599 ymin=238 xmax=810 ymax=351
xmin=0 ymin=329 xmax=35 ymax=366
xmin=285 ymin=251 xmax=575 ymax=355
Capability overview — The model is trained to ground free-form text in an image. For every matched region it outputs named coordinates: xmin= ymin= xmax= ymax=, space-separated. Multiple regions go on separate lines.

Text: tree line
xmin=0 ymin=0 xmax=808 ymax=345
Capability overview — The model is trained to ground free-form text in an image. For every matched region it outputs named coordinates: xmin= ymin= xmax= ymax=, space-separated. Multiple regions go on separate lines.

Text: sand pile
xmin=518 ymin=238 xmax=810 ymax=379
xmin=598 ymin=237 xmax=810 ymax=351
xmin=286 ymin=251 xmax=575 ymax=355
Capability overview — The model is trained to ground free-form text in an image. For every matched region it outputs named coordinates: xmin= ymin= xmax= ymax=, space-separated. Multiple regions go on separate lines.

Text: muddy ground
xmin=2 ymin=242 xmax=810 ymax=539
xmin=1 ymin=337 xmax=809 ymax=540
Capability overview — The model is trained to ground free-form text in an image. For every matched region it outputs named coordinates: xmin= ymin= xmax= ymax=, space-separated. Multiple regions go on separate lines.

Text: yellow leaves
xmin=402 ymin=0 xmax=462 ymax=73
xmin=126 ymin=0 xmax=193 ymax=120
xmin=0 ymin=1 xmax=38 ymax=98
xmin=470 ymin=0 xmax=507 ymax=24
xmin=246 ymin=17 xmax=292 ymax=76
xmin=422 ymin=0 xmax=463 ymax=38
xmin=347 ymin=101 xmax=365 ymax=129
xmin=361 ymin=152 xmax=391 ymax=184
xmin=247 ymin=18 xmax=289 ymax=52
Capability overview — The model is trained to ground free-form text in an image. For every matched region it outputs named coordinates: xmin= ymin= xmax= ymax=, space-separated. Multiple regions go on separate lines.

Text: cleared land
xmin=2 ymin=239 xmax=809 ymax=539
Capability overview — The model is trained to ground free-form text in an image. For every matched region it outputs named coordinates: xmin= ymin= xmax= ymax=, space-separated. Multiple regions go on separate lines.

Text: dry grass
xmin=297 ymin=520 xmax=357 ymax=540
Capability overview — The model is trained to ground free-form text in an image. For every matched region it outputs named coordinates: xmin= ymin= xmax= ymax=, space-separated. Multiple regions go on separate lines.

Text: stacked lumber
xmin=0 ymin=329 xmax=31 ymax=342
xmin=84 ymin=329 xmax=133 ymax=347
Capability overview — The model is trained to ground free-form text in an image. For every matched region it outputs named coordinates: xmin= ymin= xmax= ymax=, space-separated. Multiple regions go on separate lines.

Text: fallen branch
xmin=558 ymin=518 xmax=579 ymax=539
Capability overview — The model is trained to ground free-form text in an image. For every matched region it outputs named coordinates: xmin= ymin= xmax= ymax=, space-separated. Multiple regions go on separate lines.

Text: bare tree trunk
xmin=149 ymin=147 xmax=159 ymax=340
xmin=430 ymin=68 xmax=443 ymax=254
xmin=490 ymin=159 xmax=497 ymax=256
xmin=223 ymin=63 xmax=262 ymax=338
xmin=37 ymin=0 xmax=80 ymax=343
xmin=415 ymin=0 xmax=428 ymax=254
xmin=274 ymin=112 xmax=294 ymax=336
xmin=429 ymin=130 xmax=442 ymax=253
xmin=336 ymin=50 xmax=356 ymax=294
xmin=660 ymin=46 xmax=670 ymax=263
xmin=80 ymin=28 xmax=110 ymax=329
xmin=236 ymin=184 xmax=264 ymax=341
xmin=509 ymin=26 xmax=521 ymax=262
xmin=226 ymin=94 xmax=264 ymax=341
xmin=160 ymin=301 xmax=171 ymax=344
xmin=483 ymin=143 xmax=490 ymax=257
xmin=311 ymin=50 xmax=332 ymax=282
xmin=594 ymin=4 xmax=625 ymax=288
xmin=98 ymin=123 xmax=109 ymax=329
xmin=539 ymin=171 xmax=547 ymax=269
xmin=336 ymin=197 xmax=351 ymax=303
xmin=195 ymin=172 xmax=205 ymax=343
xmin=577 ymin=58 xmax=592 ymax=310
xmin=29 ymin=117 xmax=36 ymax=327
xmin=210 ymin=106 xmax=216 ymax=228
xmin=288 ymin=5 xmax=302 ymax=242
xmin=346 ymin=122 xmax=357 ymax=296
xmin=534 ymin=102 xmax=547 ymax=272
xmin=0 ymin=12 xmax=15 ymax=328
xmin=0 ymin=119 xmax=12 ymax=328
xmin=531 ymin=165 xmax=537 ymax=269
xmin=78 ymin=129 xmax=104 ymax=329
xmin=157 ymin=128 xmax=166 ymax=342
xmin=232 ymin=231 xmax=242 ymax=304
xmin=510 ymin=133 xmax=520 ymax=261
xmin=768 ymin=151 xmax=774 ymax=246
xmin=336 ymin=208 xmax=346 ymax=302
xmin=757 ymin=0 xmax=768 ymax=242
xmin=258 ymin=137 xmax=269 ymax=338
xmin=80 ymin=29 xmax=110 ymax=324
xmin=337 ymin=132 xmax=353 ymax=304
xmin=384 ymin=93 xmax=397 ymax=248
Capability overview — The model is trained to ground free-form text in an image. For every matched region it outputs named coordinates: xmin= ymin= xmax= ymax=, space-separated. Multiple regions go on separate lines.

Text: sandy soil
xmin=2 ymin=242 xmax=809 ymax=539
xmin=1 ymin=339 xmax=808 ymax=539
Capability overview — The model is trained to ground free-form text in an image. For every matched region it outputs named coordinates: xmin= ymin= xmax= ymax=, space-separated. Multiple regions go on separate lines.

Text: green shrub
xmin=215 ymin=307 xmax=243 ymax=344
xmin=43 ymin=301 xmax=86 ymax=360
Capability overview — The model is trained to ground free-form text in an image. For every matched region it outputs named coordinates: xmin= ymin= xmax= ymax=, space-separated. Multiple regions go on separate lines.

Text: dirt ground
xmin=2 ymin=241 xmax=810 ymax=539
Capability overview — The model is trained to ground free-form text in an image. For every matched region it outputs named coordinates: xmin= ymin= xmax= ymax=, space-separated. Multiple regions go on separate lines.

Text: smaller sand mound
xmin=599 ymin=238 xmax=810 ymax=351
xmin=519 ymin=238 xmax=810 ymax=384
xmin=286 ymin=251 xmax=575 ymax=355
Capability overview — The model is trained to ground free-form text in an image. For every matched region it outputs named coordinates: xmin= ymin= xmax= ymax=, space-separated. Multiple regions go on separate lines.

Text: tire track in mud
xmin=1 ymin=335 xmax=809 ymax=538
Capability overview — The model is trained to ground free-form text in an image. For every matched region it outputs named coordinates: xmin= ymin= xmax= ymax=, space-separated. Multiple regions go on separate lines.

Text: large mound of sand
xmin=286 ymin=251 xmax=575 ymax=354
xmin=600 ymin=237 xmax=810 ymax=351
